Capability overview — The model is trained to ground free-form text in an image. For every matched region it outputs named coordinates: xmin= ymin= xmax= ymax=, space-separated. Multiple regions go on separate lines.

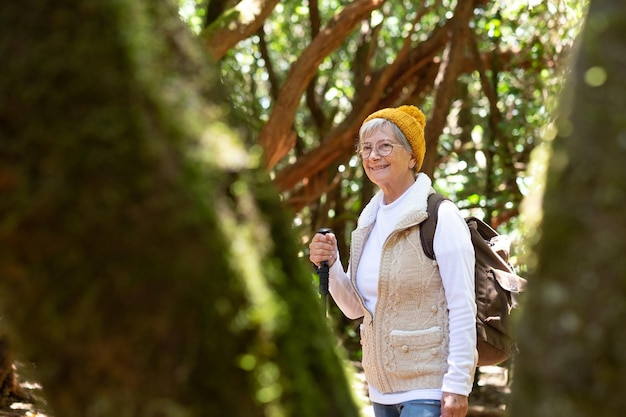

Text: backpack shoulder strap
xmin=420 ymin=193 xmax=448 ymax=260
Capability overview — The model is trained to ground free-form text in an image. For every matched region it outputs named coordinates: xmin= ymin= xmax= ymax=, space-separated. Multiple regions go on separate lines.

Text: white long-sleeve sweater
xmin=328 ymin=173 xmax=477 ymax=404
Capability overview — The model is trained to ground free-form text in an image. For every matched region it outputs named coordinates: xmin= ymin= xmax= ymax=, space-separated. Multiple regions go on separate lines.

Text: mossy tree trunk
xmin=0 ymin=1 xmax=359 ymax=417
xmin=511 ymin=1 xmax=626 ymax=416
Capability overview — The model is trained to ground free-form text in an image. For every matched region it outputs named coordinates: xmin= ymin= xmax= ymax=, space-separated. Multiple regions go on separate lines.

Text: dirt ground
xmin=0 ymin=362 xmax=47 ymax=417
xmin=3 ymin=363 xmax=510 ymax=417
xmin=467 ymin=366 xmax=511 ymax=417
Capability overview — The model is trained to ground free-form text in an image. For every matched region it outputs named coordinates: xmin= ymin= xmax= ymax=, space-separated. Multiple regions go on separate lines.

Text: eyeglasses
xmin=358 ymin=140 xmax=405 ymax=159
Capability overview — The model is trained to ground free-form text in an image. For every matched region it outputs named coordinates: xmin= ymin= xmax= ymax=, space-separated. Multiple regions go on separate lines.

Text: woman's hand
xmin=441 ymin=392 xmax=469 ymax=417
xmin=309 ymin=232 xmax=338 ymax=268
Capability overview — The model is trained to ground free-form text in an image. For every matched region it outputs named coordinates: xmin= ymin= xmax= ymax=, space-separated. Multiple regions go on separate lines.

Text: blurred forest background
xmin=4 ymin=0 xmax=626 ymax=417
xmin=191 ymin=0 xmax=586 ymax=269
xmin=186 ymin=0 xmax=586 ymax=358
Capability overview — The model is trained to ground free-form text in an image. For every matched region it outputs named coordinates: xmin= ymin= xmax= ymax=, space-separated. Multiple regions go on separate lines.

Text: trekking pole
xmin=316 ymin=228 xmax=333 ymax=317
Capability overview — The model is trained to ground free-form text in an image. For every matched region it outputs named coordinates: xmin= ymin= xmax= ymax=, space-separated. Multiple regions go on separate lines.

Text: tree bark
xmin=0 ymin=1 xmax=359 ymax=416
xmin=511 ymin=1 xmax=626 ymax=416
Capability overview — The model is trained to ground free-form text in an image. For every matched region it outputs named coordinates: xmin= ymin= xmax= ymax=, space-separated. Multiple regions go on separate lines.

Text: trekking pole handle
xmin=316 ymin=228 xmax=333 ymax=295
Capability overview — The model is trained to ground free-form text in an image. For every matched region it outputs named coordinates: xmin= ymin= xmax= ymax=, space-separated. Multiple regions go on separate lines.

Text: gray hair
xmin=358 ymin=118 xmax=414 ymax=156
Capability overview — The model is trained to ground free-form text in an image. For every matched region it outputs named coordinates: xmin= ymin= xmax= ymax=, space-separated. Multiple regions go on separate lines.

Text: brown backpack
xmin=420 ymin=193 xmax=527 ymax=366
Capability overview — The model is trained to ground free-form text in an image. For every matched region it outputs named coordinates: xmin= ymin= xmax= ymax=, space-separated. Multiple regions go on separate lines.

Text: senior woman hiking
xmin=309 ymin=105 xmax=477 ymax=417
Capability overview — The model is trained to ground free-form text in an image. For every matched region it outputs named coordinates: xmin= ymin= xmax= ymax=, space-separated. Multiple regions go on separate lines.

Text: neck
xmin=381 ymin=176 xmax=415 ymax=204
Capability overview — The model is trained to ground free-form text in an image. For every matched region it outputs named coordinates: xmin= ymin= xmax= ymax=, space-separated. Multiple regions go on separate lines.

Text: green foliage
xmin=180 ymin=0 xmax=588 ymax=361
xmin=206 ymin=0 xmax=584 ymax=226
xmin=434 ymin=1 xmax=586 ymax=226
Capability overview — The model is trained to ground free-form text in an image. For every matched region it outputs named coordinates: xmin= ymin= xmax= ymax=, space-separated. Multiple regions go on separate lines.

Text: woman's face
xmin=360 ymin=124 xmax=416 ymax=191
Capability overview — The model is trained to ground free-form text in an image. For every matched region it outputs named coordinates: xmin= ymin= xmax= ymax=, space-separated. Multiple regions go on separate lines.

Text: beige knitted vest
xmin=350 ymin=209 xmax=449 ymax=394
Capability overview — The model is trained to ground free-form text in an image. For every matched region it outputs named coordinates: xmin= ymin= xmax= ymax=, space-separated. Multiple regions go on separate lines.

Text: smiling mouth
xmin=370 ymin=165 xmax=389 ymax=171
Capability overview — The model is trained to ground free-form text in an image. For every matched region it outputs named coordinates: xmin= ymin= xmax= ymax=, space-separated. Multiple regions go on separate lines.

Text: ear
xmin=409 ymin=156 xmax=417 ymax=170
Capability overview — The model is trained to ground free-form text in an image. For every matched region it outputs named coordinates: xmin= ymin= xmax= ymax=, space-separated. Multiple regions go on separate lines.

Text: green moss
xmin=0 ymin=1 xmax=359 ymax=416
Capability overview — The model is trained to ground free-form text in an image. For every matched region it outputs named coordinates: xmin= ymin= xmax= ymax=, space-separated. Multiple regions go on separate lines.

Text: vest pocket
xmin=389 ymin=326 xmax=444 ymax=377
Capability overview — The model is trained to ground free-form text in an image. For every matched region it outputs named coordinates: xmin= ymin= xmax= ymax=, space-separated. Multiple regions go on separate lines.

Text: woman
xmin=309 ymin=105 xmax=477 ymax=417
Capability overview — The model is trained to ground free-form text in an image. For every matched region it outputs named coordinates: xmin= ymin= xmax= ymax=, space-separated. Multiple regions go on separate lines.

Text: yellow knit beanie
xmin=363 ymin=105 xmax=426 ymax=172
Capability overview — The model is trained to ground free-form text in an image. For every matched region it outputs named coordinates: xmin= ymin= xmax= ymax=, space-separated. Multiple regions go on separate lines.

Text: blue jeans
xmin=372 ymin=400 xmax=441 ymax=417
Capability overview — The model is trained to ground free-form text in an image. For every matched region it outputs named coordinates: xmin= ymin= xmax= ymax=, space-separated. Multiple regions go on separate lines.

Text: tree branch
xmin=202 ymin=0 xmax=281 ymax=61
xmin=305 ymin=0 xmax=326 ymax=137
xmin=273 ymin=10 xmax=457 ymax=194
xmin=257 ymin=26 xmax=280 ymax=100
xmin=421 ymin=0 xmax=474 ymax=176
xmin=258 ymin=0 xmax=386 ymax=169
